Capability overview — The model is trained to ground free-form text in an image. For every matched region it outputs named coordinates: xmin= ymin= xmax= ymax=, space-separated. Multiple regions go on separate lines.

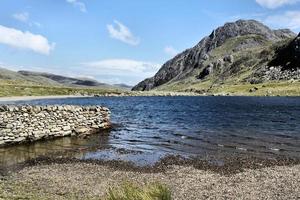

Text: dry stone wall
xmin=0 ymin=105 xmax=111 ymax=146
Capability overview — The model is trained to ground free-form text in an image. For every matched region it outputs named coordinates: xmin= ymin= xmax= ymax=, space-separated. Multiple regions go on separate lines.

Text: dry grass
xmin=105 ymin=182 xmax=171 ymax=200
xmin=0 ymin=82 xmax=123 ymax=97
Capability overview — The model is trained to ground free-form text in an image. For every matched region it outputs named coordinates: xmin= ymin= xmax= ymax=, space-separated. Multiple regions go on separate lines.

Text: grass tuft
xmin=104 ymin=182 xmax=172 ymax=200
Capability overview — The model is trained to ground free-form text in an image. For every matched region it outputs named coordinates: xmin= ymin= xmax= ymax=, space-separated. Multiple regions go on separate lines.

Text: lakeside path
xmin=0 ymin=162 xmax=299 ymax=200
xmin=0 ymin=93 xmax=201 ymax=102
xmin=0 ymin=95 xmax=92 ymax=102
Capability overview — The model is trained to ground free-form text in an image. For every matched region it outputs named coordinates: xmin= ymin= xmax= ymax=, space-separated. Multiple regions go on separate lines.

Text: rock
xmin=198 ymin=65 xmax=213 ymax=79
xmin=62 ymin=126 xmax=71 ymax=131
xmin=249 ymin=87 xmax=259 ymax=93
xmin=74 ymin=127 xmax=89 ymax=135
xmin=224 ymin=55 xmax=234 ymax=63
xmin=268 ymin=33 xmax=300 ymax=71
xmin=91 ymin=125 xmax=99 ymax=129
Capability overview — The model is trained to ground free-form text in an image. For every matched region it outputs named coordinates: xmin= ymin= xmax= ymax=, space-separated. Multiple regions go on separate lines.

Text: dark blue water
xmin=1 ymin=96 xmax=300 ymax=166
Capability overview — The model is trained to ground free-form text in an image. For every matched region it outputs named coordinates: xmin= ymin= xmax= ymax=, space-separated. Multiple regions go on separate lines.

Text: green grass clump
xmin=104 ymin=182 xmax=172 ymax=200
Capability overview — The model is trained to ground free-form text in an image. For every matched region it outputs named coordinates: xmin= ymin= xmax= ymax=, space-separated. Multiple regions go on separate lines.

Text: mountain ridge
xmin=132 ymin=19 xmax=297 ymax=92
xmin=18 ymin=70 xmax=109 ymax=87
xmin=0 ymin=68 xmax=131 ymax=90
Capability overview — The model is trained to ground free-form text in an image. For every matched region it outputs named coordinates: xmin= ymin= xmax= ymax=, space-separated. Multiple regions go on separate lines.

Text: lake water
xmin=1 ymin=96 xmax=300 ymax=167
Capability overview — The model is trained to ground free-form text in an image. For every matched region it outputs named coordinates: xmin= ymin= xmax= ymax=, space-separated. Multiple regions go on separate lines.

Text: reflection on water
xmin=1 ymin=96 xmax=300 ymax=167
xmin=0 ymin=133 xmax=111 ymax=167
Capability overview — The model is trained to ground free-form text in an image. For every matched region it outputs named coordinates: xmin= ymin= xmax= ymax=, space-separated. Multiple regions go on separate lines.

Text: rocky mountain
xmin=132 ymin=20 xmax=297 ymax=92
xmin=250 ymin=33 xmax=300 ymax=82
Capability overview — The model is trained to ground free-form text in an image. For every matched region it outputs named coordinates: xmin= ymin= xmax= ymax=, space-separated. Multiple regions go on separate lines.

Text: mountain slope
xmin=0 ymin=68 xmax=126 ymax=89
xmin=18 ymin=71 xmax=109 ymax=88
xmin=0 ymin=68 xmax=128 ymax=97
xmin=0 ymin=67 xmax=62 ymax=86
xmin=132 ymin=20 xmax=296 ymax=92
xmin=269 ymin=33 xmax=300 ymax=70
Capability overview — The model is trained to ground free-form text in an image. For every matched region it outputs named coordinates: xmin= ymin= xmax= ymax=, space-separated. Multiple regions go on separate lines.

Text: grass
xmin=104 ymin=182 xmax=171 ymax=200
xmin=0 ymin=179 xmax=171 ymax=200
xmin=155 ymin=77 xmax=300 ymax=96
xmin=0 ymin=80 xmax=124 ymax=97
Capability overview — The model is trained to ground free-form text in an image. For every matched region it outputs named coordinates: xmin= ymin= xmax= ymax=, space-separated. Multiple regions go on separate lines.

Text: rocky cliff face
xmin=269 ymin=33 xmax=300 ymax=70
xmin=132 ymin=20 xmax=296 ymax=91
xmin=249 ymin=33 xmax=300 ymax=82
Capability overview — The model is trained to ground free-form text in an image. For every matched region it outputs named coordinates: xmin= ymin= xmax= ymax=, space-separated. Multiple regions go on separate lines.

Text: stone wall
xmin=0 ymin=105 xmax=111 ymax=146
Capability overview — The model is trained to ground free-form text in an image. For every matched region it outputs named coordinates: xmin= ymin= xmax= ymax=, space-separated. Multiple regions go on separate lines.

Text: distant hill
xmin=0 ymin=67 xmax=61 ymax=86
xmin=0 ymin=68 xmax=129 ymax=90
xmin=132 ymin=19 xmax=298 ymax=93
xmin=113 ymin=83 xmax=132 ymax=90
xmin=18 ymin=71 xmax=109 ymax=88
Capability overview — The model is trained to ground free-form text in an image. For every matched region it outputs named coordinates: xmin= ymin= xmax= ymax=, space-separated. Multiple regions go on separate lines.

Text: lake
xmin=1 ymin=96 xmax=300 ymax=167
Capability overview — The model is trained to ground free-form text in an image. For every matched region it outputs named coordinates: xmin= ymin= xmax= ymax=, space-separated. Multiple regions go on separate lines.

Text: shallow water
xmin=1 ymin=96 xmax=300 ymax=167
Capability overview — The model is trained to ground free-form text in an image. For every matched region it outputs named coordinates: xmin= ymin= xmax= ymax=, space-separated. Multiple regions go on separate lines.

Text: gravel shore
xmin=0 ymin=161 xmax=299 ymax=200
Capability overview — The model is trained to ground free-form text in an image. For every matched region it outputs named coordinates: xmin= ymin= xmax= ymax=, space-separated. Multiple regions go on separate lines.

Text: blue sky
xmin=0 ymin=0 xmax=300 ymax=85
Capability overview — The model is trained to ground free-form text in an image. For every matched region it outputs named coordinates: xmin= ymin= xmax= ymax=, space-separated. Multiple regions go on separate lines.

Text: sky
xmin=0 ymin=0 xmax=300 ymax=85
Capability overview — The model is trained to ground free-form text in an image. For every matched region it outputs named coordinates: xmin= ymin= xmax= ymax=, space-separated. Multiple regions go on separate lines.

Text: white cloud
xmin=12 ymin=12 xmax=41 ymax=28
xmin=12 ymin=12 xmax=29 ymax=23
xmin=256 ymin=0 xmax=300 ymax=9
xmin=32 ymin=22 xmax=42 ymax=28
xmin=82 ymin=59 xmax=160 ymax=85
xmin=83 ymin=59 xmax=160 ymax=74
xmin=99 ymin=77 xmax=123 ymax=85
xmin=164 ymin=46 xmax=179 ymax=56
xmin=107 ymin=20 xmax=140 ymax=46
xmin=66 ymin=0 xmax=87 ymax=13
xmin=264 ymin=11 xmax=300 ymax=30
xmin=0 ymin=25 xmax=55 ymax=55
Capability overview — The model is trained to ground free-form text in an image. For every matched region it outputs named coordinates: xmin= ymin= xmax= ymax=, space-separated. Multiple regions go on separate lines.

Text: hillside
xmin=18 ymin=71 xmax=109 ymax=88
xmin=0 ymin=68 xmax=126 ymax=97
xmin=132 ymin=20 xmax=300 ymax=95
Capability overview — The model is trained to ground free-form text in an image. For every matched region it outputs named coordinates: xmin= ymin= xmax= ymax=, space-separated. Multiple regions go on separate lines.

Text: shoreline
xmin=0 ymin=95 xmax=92 ymax=102
xmin=1 ymin=155 xmax=299 ymax=199
xmin=2 ymin=154 xmax=300 ymax=176
xmin=0 ymin=93 xmax=300 ymax=103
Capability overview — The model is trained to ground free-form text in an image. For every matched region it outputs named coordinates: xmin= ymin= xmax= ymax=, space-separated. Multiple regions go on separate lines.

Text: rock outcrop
xmin=132 ymin=20 xmax=296 ymax=91
xmin=0 ymin=105 xmax=111 ymax=146
xmin=248 ymin=33 xmax=300 ymax=82
xmin=269 ymin=33 xmax=300 ymax=70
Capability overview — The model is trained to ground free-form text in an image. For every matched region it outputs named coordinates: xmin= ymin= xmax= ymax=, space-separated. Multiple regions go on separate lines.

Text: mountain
xmin=0 ymin=67 xmax=31 ymax=81
xmin=0 ymin=67 xmax=62 ymax=86
xmin=113 ymin=83 xmax=132 ymax=90
xmin=132 ymin=20 xmax=297 ymax=92
xmin=0 ymin=68 xmax=125 ymax=89
xmin=18 ymin=71 xmax=109 ymax=88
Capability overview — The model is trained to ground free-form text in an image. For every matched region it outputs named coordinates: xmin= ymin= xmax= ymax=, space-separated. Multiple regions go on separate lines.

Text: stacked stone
xmin=0 ymin=105 xmax=111 ymax=146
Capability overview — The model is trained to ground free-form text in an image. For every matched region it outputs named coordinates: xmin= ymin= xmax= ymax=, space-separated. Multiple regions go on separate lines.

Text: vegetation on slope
xmin=152 ymin=34 xmax=300 ymax=96
xmin=132 ymin=20 xmax=300 ymax=96
xmin=0 ymin=80 xmax=123 ymax=97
